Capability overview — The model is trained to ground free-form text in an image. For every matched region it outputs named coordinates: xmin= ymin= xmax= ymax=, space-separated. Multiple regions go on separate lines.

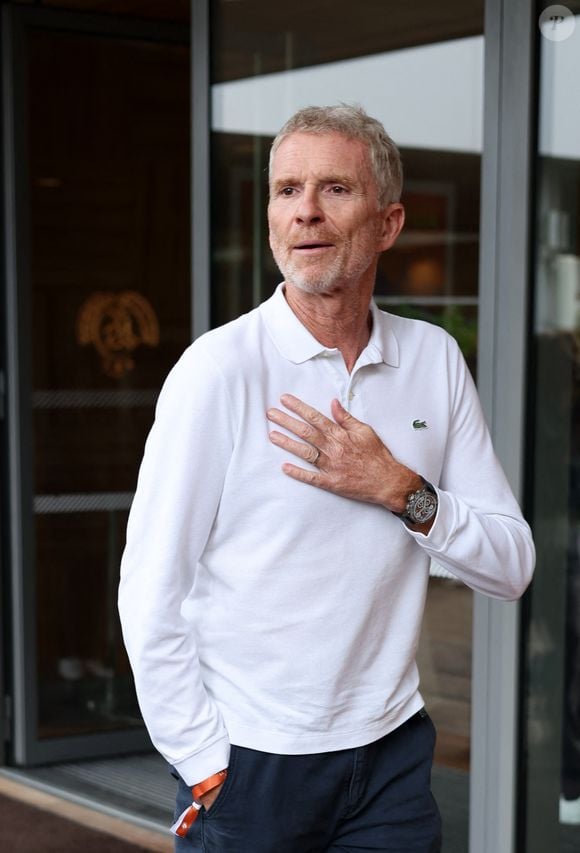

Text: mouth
xmin=293 ymin=241 xmax=335 ymax=252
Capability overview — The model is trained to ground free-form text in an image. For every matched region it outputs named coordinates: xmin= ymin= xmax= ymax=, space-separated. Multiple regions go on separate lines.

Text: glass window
xmin=522 ymin=4 xmax=580 ymax=851
xmin=210 ymin=1 xmax=484 ymax=845
xmin=211 ymin=5 xmax=483 ymax=372
xmin=26 ymin=29 xmax=190 ymax=740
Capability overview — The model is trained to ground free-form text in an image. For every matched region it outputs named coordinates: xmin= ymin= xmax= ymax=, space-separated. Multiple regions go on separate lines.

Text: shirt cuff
xmin=172 ymin=734 xmax=231 ymax=787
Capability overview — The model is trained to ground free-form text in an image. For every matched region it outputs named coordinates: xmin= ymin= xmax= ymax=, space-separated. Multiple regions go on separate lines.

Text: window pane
xmin=210 ymin=2 xmax=484 ymax=846
xmin=27 ymin=29 xmax=191 ymax=739
xmin=522 ymin=5 xmax=580 ymax=851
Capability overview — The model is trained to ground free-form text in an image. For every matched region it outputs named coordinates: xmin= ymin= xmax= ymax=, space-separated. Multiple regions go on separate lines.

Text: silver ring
xmin=311 ymin=448 xmax=321 ymax=466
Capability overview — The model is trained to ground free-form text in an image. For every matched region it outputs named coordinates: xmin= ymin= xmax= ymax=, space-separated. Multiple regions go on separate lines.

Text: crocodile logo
xmin=412 ymin=419 xmax=428 ymax=430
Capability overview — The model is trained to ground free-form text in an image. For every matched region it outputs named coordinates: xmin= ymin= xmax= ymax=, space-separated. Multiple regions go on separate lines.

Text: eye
xmin=330 ymin=185 xmax=347 ymax=194
xmin=280 ymin=187 xmax=295 ymax=196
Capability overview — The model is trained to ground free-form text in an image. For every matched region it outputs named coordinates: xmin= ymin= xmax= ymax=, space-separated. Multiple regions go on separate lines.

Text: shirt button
xmin=348 ymin=391 xmax=355 ymax=401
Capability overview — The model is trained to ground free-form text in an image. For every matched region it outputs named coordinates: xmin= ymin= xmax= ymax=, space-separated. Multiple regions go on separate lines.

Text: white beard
xmin=274 ymin=258 xmax=345 ymax=294
xmin=270 ymin=237 xmax=379 ymax=295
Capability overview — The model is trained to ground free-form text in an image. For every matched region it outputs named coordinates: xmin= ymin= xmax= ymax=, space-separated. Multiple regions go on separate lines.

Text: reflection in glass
xmin=522 ymin=5 xmax=580 ymax=851
xmin=27 ymin=30 xmax=191 ymax=738
xmin=37 ymin=511 xmax=138 ymax=737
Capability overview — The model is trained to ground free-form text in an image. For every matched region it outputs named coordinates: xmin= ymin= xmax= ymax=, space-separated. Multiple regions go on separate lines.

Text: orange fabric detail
xmin=174 ymin=802 xmax=202 ymax=837
xmin=172 ymin=769 xmax=228 ymax=838
xmin=192 ymin=768 xmax=228 ymax=801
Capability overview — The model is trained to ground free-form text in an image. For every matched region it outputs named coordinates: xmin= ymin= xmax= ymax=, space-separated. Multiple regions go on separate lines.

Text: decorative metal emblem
xmin=76 ymin=291 xmax=160 ymax=378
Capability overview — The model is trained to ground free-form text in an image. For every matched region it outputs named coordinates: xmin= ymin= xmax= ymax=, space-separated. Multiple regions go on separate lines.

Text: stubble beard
xmin=270 ymin=240 xmax=376 ymax=295
xmin=275 ymin=257 xmax=345 ymax=294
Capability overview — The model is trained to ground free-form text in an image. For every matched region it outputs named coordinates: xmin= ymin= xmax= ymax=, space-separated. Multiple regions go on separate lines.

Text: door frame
xmin=0 ymin=2 xmax=192 ymax=766
xmin=470 ymin=1 xmax=536 ymax=851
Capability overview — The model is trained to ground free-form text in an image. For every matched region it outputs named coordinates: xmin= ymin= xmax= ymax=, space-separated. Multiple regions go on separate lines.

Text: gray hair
xmin=269 ymin=104 xmax=403 ymax=207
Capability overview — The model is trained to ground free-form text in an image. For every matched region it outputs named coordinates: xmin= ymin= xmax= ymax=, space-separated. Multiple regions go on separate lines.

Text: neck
xmin=284 ymin=281 xmax=374 ymax=373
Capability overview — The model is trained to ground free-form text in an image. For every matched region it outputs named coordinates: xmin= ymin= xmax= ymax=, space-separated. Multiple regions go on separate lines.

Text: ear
xmin=377 ymin=203 xmax=405 ymax=252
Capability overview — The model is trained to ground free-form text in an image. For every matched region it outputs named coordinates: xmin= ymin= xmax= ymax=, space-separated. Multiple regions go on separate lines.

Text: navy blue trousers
xmin=172 ymin=709 xmax=442 ymax=852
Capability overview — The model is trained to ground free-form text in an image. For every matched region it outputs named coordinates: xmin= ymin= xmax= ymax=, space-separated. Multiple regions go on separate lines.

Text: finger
xmin=269 ymin=430 xmax=322 ymax=466
xmin=279 ymin=394 xmax=338 ymax=432
xmin=281 ymin=462 xmax=326 ymax=487
xmin=330 ymin=398 xmax=362 ymax=429
xmin=267 ymin=407 xmax=322 ymax=444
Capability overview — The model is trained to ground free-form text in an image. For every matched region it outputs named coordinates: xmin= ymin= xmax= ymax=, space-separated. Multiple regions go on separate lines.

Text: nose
xmin=295 ymin=186 xmax=324 ymax=225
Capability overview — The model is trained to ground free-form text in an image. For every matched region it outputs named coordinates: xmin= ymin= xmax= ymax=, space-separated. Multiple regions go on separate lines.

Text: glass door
xmin=3 ymin=9 xmax=190 ymax=764
xmin=209 ymin=1 xmax=484 ymax=847
xmin=521 ymin=3 xmax=580 ymax=851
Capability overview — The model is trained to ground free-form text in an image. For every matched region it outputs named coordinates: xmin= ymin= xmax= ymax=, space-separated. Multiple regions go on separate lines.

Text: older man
xmin=119 ymin=105 xmax=534 ymax=852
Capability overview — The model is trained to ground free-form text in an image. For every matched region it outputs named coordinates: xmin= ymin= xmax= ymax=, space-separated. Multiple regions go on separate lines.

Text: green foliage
xmin=389 ymin=303 xmax=478 ymax=361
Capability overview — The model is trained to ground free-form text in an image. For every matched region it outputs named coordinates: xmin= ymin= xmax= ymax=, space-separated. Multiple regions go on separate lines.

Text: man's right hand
xmin=199 ymin=782 xmax=225 ymax=812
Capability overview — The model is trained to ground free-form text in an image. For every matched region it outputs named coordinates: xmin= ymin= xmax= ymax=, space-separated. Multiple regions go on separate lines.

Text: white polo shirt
xmin=118 ymin=284 xmax=534 ymax=785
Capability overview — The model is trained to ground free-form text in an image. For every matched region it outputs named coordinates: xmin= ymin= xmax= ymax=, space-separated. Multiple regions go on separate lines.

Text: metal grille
xmin=34 ymin=492 xmax=134 ymax=514
xmin=32 ymin=390 xmax=159 ymax=409
xmin=2 ymin=752 xmax=175 ymax=830
xmin=52 ymin=753 xmax=176 ymax=812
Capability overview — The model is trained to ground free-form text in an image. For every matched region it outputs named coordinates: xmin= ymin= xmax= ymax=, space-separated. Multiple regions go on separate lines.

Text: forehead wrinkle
xmin=269 ymin=134 xmax=378 ymax=201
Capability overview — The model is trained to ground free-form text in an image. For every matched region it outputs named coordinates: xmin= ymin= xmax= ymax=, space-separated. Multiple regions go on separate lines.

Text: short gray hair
xmin=269 ymin=104 xmax=403 ymax=206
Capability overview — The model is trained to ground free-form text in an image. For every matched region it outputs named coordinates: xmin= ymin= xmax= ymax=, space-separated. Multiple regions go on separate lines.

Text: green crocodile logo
xmin=412 ymin=419 xmax=428 ymax=430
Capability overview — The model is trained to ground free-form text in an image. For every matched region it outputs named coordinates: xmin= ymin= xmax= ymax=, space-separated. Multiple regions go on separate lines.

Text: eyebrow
xmin=270 ymin=175 xmax=360 ymax=193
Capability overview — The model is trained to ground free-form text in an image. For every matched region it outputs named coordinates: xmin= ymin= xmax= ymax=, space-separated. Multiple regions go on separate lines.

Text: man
xmin=119 ymin=105 xmax=535 ymax=852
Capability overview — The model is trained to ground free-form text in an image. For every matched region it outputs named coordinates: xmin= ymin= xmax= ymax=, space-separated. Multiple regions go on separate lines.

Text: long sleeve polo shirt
xmin=118 ymin=284 xmax=535 ymax=786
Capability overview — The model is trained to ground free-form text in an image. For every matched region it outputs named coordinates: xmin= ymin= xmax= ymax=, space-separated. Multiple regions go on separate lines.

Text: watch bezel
xmin=399 ymin=478 xmax=438 ymax=525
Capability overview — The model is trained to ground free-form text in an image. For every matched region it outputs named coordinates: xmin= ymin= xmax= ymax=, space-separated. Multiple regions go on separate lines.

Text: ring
xmin=311 ymin=448 xmax=321 ymax=466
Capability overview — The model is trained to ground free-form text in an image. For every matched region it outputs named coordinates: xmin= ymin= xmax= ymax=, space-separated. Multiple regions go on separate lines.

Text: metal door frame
xmin=470 ymin=0 xmax=536 ymax=851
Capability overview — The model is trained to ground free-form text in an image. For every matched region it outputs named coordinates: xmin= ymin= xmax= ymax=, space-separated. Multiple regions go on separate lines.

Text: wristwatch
xmin=396 ymin=477 xmax=438 ymax=526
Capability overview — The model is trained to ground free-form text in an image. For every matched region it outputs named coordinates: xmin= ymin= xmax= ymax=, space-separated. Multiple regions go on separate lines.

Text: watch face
xmin=409 ymin=486 xmax=438 ymax=524
xmin=413 ymin=489 xmax=437 ymax=524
